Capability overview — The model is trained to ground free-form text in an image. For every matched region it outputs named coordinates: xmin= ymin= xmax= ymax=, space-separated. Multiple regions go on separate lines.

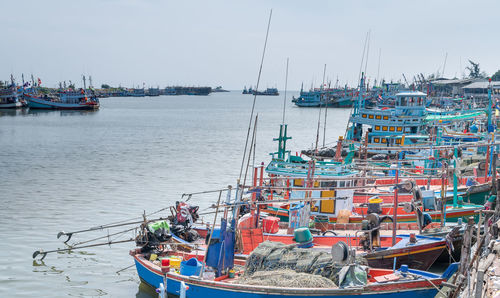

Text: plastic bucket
xmin=180 ymin=258 xmax=202 ymax=276
xmin=262 ymin=216 xmax=280 ymax=234
xmin=293 ymin=227 xmax=313 ymax=243
xmin=168 ymin=256 xmax=182 ymax=269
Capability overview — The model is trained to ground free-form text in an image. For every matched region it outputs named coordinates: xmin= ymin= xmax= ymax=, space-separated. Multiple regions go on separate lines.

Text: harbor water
xmin=0 ymin=92 xmax=351 ymax=297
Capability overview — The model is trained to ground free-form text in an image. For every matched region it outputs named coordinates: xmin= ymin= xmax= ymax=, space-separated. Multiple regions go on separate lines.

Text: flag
xmin=37 ymin=78 xmax=42 ymax=86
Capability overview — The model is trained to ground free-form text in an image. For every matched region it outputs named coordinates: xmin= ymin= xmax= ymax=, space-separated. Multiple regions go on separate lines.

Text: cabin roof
xmin=462 ymin=81 xmax=500 ymax=89
xmin=430 ymin=78 xmax=475 ymax=85
xmin=395 ymin=91 xmax=427 ymax=97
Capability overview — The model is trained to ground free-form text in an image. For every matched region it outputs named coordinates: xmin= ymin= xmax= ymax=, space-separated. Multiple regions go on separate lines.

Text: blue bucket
xmin=180 ymin=258 xmax=202 ymax=276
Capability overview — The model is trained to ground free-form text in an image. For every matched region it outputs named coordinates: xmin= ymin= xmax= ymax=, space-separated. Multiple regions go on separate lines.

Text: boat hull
xmin=365 ymin=240 xmax=445 ymax=270
xmin=0 ymin=101 xmax=23 ymax=109
xmin=134 ymin=255 xmax=442 ymax=298
xmin=166 ymin=275 xmax=439 ymax=298
xmin=25 ymin=95 xmax=99 ymax=110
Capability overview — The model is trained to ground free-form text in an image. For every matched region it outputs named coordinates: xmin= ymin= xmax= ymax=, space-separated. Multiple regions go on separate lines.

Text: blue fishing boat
xmin=294 ymin=85 xmax=354 ymax=108
xmin=134 ymin=252 xmax=458 ymax=298
xmin=24 ymin=92 xmax=99 ymax=110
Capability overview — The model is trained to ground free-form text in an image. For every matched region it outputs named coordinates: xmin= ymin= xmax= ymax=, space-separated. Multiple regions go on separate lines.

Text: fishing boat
xmin=133 ymin=246 xmax=458 ymax=298
xmin=0 ymin=86 xmax=24 ymax=109
xmin=293 ymin=86 xmax=354 ymax=108
xmin=253 ymin=88 xmax=279 ymax=96
xmin=24 ymin=93 xmax=99 ymax=110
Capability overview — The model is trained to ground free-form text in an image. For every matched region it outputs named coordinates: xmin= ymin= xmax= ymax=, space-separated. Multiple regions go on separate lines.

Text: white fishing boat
xmin=0 ymin=86 xmax=25 ymax=109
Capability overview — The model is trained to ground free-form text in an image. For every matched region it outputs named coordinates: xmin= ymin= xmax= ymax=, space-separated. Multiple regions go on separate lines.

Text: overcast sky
xmin=1 ymin=0 xmax=499 ymax=89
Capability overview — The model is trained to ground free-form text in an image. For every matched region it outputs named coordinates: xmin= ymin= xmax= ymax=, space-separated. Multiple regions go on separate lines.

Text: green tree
xmin=492 ymin=70 xmax=500 ymax=81
xmin=101 ymin=84 xmax=111 ymax=89
xmin=466 ymin=60 xmax=487 ymax=78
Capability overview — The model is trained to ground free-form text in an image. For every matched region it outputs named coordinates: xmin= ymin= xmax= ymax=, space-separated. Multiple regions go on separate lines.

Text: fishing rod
xmin=56 ymin=217 xmax=169 ymax=243
xmin=33 ymin=238 xmax=135 ymax=260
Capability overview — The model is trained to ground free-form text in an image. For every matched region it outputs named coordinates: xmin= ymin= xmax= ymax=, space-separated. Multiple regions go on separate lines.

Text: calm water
xmin=0 ymin=92 xmax=351 ymax=297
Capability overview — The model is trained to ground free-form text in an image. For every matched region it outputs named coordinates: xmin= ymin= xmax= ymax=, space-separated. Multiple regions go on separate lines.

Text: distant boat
xmin=131 ymin=88 xmax=145 ymax=97
xmin=0 ymin=86 xmax=25 ymax=109
xmin=24 ymin=91 xmax=99 ymax=110
xmin=242 ymin=86 xmax=252 ymax=94
xmin=212 ymin=86 xmax=229 ymax=93
xmin=253 ymin=88 xmax=279 ymax=96
xmin=147 ymin=88 xmax=161 ymax=96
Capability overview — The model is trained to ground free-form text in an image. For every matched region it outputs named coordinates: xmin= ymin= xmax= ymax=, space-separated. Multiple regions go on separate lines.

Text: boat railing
xmin=266 ymin=159 xmax=354 ymax=177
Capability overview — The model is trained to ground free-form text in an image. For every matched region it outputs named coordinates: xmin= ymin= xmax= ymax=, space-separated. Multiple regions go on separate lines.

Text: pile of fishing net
xmin=241 ymin=241 xmax=367 ymax=288
xmin=238 ymin=269 xmax=336 ymax=288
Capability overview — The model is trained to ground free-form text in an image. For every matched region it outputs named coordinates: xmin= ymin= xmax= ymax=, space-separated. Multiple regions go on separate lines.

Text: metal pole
xmin=200 ymin=190 xmax=223 ymax=278
xmin=392 ymin=157 xmax=399 ymax=246
xmin=453 ymin=146 xmax=458 ymax=208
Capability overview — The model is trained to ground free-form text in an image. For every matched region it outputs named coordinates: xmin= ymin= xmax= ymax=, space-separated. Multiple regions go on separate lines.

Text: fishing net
xmin=238 ymin=269 xmax=337 ymax=288
xmin=243 ymin=241 xmax=368 ymax=288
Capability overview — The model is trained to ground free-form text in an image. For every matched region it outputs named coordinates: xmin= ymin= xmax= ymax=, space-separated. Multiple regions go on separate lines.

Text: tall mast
xmin=282 ymin=57 xmax=289 ymax=125
xmin=322 ymin=64 xmax=328 ymax=147
xmin=441 ymin=52 xmax=448 ymax=78
xmin=376 ymin=48 xmax=381 ymax=87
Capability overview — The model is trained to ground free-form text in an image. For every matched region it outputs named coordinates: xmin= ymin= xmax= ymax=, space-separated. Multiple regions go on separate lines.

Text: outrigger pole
xmin=33 ymin=238 xmax=135 ymax=260
xmin=56 ymin=217 xmax=169 ymax=243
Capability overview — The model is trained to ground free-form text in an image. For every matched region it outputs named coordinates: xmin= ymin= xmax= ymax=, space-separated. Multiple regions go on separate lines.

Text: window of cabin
xmin=375 ymin=125 xmax=380 ymax=130
xmin=374 ymin=137 xmax=380 ymax=143
xmin=362 ymin=114 xmax=367 ymax=118
xmin=382 ymin=126 xmax=388 ymax=131
xmin=383 ymin=116 xmax=389 ymax=120
xmin=397 ymin=127 xmax=403 ymax=132
xmin=389 ymin=127 xmax=395 ymax=131
xmin=376 ymin=115 xmax=381 ymax=119
xmin=369 ymin=114 xmax=374 ymax=119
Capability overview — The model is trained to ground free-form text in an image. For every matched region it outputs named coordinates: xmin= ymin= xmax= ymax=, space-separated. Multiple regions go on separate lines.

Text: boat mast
xmin=282 ymin=57 xmax=289 ymax=125
xmin=238 ymin=9 xmax=272 ymax=182
xmin=376 ymin=48 xmax=381 ymax=87
xmin=322 ymin=64 xmax=328 ymax=147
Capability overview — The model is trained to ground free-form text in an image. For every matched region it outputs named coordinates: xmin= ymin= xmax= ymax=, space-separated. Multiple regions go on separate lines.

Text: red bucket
xmin=262 ymin=216 xmax=280 ymax=234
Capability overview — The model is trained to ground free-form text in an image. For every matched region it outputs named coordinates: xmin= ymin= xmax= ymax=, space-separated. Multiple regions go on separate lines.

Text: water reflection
xmin=136 ymin=281 xmax=157 ymax=298
xmin=0 ymin=108 xmax=28 ymax=117
xmin=25 ymin=109 xmax=99 ymax=117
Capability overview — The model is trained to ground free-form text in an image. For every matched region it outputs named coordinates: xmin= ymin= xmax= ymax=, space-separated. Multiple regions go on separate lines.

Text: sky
xmin=1 ymin=0 xmax=499 ymax=90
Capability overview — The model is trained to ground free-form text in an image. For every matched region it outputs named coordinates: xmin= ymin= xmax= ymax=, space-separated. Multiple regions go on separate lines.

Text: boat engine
xmin=360 ymin=213 xmax=382 ymax=251
xmin=135 ymin=220 xmax=172 ymax=253
xmin=169 ymin=201 xmax=200 ymax=242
